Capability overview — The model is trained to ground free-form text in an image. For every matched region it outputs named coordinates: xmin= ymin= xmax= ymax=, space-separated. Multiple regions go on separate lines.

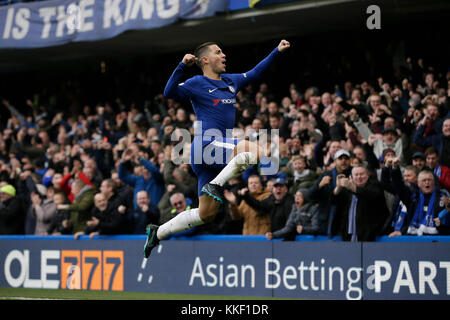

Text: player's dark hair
xmin=194 ymin=42 xmax=217 ymax=68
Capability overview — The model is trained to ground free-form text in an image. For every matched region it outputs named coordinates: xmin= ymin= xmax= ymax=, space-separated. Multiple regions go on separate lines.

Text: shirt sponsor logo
xmin=212 ymin=98 xmax=236 ymax=106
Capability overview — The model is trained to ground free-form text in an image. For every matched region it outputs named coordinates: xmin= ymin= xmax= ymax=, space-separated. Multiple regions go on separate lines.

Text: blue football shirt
xmin=163 ymin=46 xmax=281 ymax=195
xmin=164 ymin=47 xmax=280 ymax=138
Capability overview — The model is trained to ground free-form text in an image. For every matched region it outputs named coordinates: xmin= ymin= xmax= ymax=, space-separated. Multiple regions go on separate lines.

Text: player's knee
xmin=235 ymin=141 xmax=261 ymax=161
xmin=247 ymin=141 xmax=267 ymax=160
xmin=199 ymin=197 xmax=220 ymax=222
xmin=199 ymin=208 xmax=217 ymax=223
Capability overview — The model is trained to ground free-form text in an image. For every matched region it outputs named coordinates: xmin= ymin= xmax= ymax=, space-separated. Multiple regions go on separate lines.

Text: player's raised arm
xmin=277 ymin=39 xmax=290 ymax=52
xmin=181 ymin=54 xmax=198 ymax=67
xmin=236 ymin=39 xmax=290 ymax=89
xmin=163 ymin=53 xmax=198 ymax=100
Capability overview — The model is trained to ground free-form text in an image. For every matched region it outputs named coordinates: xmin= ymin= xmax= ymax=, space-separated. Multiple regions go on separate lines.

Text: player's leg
xmin=155 ymin=195 xmax=218 ymax=239
xmin=202 ymin=139 xmax=268 ymax=202
xmin=144 ymin=166 xmax=218 ymax=259
xmin=144 ymin=194 xmax=220 ymax=258
xmin=210 ymin=139 xmax=265 ymax=185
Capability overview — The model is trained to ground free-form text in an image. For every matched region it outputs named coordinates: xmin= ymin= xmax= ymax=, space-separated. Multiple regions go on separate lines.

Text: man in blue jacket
xmin=118 ymin=147 xmax=164 ymax=209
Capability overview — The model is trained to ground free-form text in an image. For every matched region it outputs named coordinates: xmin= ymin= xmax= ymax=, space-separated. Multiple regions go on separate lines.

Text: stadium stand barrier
xmin=1 ymin=235 xmax=449 ymax=300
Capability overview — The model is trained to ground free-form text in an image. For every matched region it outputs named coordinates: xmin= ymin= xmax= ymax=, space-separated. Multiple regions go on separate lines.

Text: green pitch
xmin=0 ymin=287 xmax=287 ymax=300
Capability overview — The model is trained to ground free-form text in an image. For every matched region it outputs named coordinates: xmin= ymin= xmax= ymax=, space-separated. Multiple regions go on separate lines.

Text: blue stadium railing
xmin=1 ymin=234 xmax=450 ymax=242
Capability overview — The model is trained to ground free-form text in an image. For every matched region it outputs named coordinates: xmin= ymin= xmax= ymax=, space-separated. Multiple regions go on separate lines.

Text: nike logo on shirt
xmin=208 ymin=88 xmax=218 ymax=93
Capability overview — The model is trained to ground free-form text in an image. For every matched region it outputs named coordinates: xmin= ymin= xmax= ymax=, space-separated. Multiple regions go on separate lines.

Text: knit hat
xmin=0 ymin=185 xmax=16 ymax=197
xmin=296 ymin=188 xmax=309 ymax=202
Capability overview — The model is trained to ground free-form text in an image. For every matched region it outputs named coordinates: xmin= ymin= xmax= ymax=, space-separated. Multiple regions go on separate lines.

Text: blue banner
xmin=0 ymin=0 xmax=228 ymax=49
xmin=228 ymin=0 xmax=298 ymax=11
xmin=362 ymin=242 xmax=450 ymax=300
xmin=1 ymin=236 xmax=449 ymax=299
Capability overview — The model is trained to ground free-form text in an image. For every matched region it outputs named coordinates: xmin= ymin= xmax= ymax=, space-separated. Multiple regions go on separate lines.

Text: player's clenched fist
xmin=182 ymin=54 xmax=198 ymax=66
xmin=278 ymin=39 xmax=290 ymax=52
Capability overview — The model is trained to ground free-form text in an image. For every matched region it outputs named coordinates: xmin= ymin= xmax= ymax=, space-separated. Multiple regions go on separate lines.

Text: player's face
xmin=206 ymin=44 xmax=226 ymax=74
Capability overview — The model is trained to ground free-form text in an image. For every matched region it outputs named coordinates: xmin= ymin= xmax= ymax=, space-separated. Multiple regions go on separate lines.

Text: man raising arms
xmin=144 ymin=40 xmax=290 ymax=258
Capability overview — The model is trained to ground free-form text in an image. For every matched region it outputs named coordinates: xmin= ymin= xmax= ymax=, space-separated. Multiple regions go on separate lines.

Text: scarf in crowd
xmin=294 ymin=169 xmax=311 ymax=182
xmin=434 ymin=164 xmax=442 ymax=179
xmin=392 ymin=200 xmax=408 ymax=231
xmin=407 ymin=188 xmax=438 ymax=235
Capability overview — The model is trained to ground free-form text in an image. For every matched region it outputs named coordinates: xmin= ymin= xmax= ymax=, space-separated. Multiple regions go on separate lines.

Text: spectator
xmin=118 ymin=147 xmax=164 ymax=208
xmin=315 ymin=140 xmax=342 ymax=171
xmin=356 ymin=120 xmax=407 ymax=166
xmin=111 ymin=170 xmax=134 ymax=209
xmin=392 ymin=169 xmax=447 ymax=236
xmin=224 ymin=174 xmax=271 ymax=235
xmin=240 ymin=177 xmax=294 ymax=232
xmin=0 ymin=184 xmax=25 ymax=234
xmin=46 ymin=192 xmax=71 ymax=235
xmin=414 ymin=117 xmax=450 ymax=168
xmin=268 ymin=112 xmax=290 ymax=140
xmin=307 ymin=149 xmax=353 ymax=236
xmin=29 ymin=184 xmax=56 ymax=235
xmin=82 ymin=157 xmax=103 ymax=188
xmin=59 ymin=165 xmax=96 ymax=203
xmin=57 ymin=179 xmax=95 ymax=234
xmin=173 ymin=108 xmax=191 ymax=131
xmin=421 ymin=103 xmax=444 ymax=137
xmin=128 ymin=190 xmax=160 ymax=234
xmin=99 ymin=178 xmax=127 ymax=208
xmin=381 ymin=156 xmax=420 ymax=237
xmin=332 ymin=164 xmax=390 ymax=241
xmin=74 ymin=192 xmax=127 ymax=239
xmin=283 ymin=155 xmax=318 ymax=194
xmin=411 ymin=152 xmax=426 ymax=171
xmin=266 ymin=189 xmax=320 ymax=240
xmin=424 ymin=147 xmax=450 ymax=192
xmin=434 ymin=200 xmax=450 ymax=235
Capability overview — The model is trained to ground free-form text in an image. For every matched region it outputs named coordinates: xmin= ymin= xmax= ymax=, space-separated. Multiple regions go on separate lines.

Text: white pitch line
xmin=0 ymin=297 xmax=62 ymax=300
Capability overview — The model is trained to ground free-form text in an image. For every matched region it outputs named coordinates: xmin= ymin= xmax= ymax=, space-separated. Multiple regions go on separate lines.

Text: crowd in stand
xmin=0 ymin=53 xmax=449 ymax=241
